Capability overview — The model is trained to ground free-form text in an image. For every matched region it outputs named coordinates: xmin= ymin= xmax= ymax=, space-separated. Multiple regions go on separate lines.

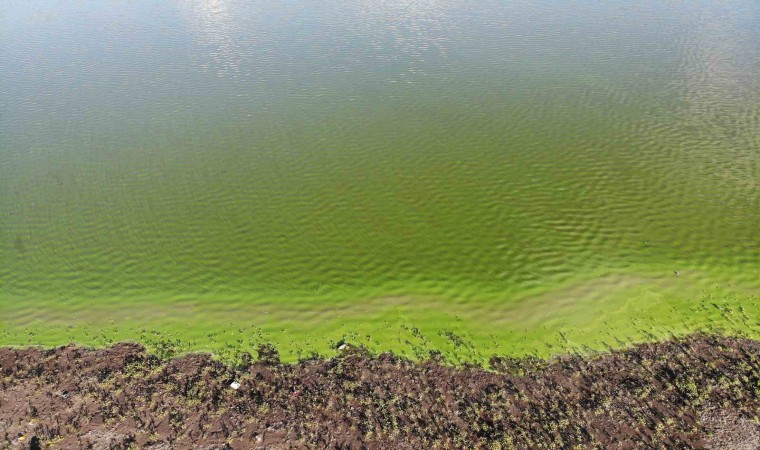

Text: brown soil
xmin=0 ymin=334 xmax=758 ymax=449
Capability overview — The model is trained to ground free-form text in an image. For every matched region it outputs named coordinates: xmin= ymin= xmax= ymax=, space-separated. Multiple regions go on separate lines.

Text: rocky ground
xmin=0 ymin=334 xmax=758 ymax=449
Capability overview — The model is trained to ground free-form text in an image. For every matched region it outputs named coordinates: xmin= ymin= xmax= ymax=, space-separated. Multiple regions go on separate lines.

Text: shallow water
xmin=1 ymin=0 xmax=758 ymax=360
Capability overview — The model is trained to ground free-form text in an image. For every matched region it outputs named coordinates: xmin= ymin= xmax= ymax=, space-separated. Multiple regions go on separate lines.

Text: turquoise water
xmin=1 ymin=0 xmax=758 ymax=361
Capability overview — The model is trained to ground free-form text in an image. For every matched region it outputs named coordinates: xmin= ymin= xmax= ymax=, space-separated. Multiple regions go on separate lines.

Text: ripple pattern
xmin=0 ymin=0 xmax=758 ymax=335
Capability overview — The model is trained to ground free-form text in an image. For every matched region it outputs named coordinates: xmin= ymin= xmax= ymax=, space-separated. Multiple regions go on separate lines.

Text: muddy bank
xmin=0 ymin=334 xmax=758 ymax=449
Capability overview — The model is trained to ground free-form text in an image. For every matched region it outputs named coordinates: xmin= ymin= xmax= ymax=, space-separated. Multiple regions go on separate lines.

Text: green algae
xmin=0 ymin=0 xmax=758 ymax=362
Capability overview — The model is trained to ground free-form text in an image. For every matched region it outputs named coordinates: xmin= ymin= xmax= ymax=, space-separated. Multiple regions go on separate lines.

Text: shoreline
xmin=1 ymin=270 xmax=757 ymax=365
xmin=1 ymin=333 xmax=758 ymax=448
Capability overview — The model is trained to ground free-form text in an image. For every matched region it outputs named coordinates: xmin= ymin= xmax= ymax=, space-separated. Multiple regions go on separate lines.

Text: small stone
xmin=230 ymin=381 xmax=241 ymax=390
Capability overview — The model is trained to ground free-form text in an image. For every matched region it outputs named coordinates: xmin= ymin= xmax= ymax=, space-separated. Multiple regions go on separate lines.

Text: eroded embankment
xmin=0 ymin=334 xmax=758 ymax=449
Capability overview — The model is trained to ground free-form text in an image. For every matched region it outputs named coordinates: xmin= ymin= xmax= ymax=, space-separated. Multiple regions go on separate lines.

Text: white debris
xmin=230 ymin=381 xmax=241 ymax=390
xmin=338 ymin=344 xmax=348 ymax=351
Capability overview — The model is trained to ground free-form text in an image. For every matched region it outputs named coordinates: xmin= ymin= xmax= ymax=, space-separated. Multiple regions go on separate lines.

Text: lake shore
xmin=1 ymin=333 xmax=757 ymax=449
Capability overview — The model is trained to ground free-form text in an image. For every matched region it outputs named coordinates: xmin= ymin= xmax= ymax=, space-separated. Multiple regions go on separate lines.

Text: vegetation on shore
xmin=0 ymin=333 xmax=758 ymax=448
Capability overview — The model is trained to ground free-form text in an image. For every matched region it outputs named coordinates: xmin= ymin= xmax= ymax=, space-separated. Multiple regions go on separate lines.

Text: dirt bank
xmin=0 ymin=334 xmax=758 ymax=449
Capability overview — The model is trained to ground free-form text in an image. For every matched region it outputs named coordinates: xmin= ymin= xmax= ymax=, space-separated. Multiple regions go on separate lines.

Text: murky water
xmin=1 ymin=0 xmax=758 ymax=359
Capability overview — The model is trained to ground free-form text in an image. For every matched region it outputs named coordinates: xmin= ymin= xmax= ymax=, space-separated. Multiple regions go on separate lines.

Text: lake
xmin=1 ymin=0 xmax=758 ymax=361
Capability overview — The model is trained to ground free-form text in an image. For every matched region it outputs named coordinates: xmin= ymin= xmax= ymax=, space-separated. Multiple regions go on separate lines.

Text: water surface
xmin=1 ymin=0 xmax=758 ymax=360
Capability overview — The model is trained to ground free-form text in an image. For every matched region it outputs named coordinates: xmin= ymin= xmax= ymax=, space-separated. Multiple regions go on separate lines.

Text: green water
xmin=1 ymin=0 xmax=758 ymax=362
